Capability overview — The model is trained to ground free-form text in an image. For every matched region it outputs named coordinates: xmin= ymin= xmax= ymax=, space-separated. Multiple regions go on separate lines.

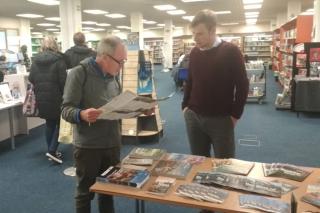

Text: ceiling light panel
xmin=143 ymin=20 xmax=157 ymax=24
xmin=244 ymin=4 xmax=262 ymax=9
xmin=167 ymin=10 xmax=186 ymax=15
xmin=96 ymin=23 xmax=111 ymax=27
xmin=44 ymin=17 xmax=60 ymax=22
xmin=82 ymin=21 xmax=97 ymax=25
xmin=182 ymin=16 xmax=194 ymax=21
xmin=245 ymin=11 xmax=259 ymax=16
xmin=220 ymin=22 xmax=239 ymax=26
xmin=153 ymin=5 xmax=176 ymax=11
xmin=116 ymin=26 xmax=131 ymax=29
xmin=242 ymin=0 xmax=263 ymax=4
xmin=245 ymin=14 xmax=259 ymax=18
xmin=105 ymin=13 xmax=126 ymax=18
xmin=181 ymin=0 xmax=211 ymax=2
xmin=46 ymin=28 xmax=60 ymax=31
xmin=27 ymin=0 xmax=59 ymax=5
xmin=83 ymin=10 xmax=108 ymax=15
xmin=16 ymin=13 xmax=44 ymax=18
xmin=37 ymin=23 xmax=56 ymax=26
xmin=215 ymin=11 xmax=231 ymax=15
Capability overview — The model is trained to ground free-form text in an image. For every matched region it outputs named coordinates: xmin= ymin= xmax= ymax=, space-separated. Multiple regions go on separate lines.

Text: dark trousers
xmin=74 ymin=146 xmax=120 ymax=213
xmin=184 ymin=108 xmax=235 ymax=158
xmin=45 ymin=119 xmax=60 ymax=154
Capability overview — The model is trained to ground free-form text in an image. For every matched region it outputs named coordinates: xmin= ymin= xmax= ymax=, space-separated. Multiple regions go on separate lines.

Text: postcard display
xmin=121 ymin=50 xmax=163 ymax=138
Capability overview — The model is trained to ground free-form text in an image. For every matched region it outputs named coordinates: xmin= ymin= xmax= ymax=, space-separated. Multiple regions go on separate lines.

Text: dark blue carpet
xmin=0 ymin=66 xmax=319 ymax=213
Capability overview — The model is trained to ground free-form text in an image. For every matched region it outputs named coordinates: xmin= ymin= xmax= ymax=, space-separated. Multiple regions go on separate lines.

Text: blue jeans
xmin=45 ymin=119 xmax=60 ymax=154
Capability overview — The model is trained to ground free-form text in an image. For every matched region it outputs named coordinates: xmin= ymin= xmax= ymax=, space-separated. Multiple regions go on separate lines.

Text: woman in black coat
xmin=29 ymin=36 xmax=67 ymax=164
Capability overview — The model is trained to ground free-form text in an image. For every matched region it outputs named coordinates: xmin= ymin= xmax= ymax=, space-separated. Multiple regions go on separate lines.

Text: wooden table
xmin=90 ymin=158 xmax=320 ymax=213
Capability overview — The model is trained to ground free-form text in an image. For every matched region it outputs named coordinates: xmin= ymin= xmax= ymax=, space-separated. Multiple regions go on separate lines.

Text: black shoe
xmin=46 ymin=152 xmax=63 ymax=164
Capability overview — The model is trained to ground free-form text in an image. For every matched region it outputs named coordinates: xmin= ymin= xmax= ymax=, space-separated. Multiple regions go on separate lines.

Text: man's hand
xmin=231 ymin=116 xmax=238 ymax=127
xmin=80 ymin=108 xmax=102 ymax=123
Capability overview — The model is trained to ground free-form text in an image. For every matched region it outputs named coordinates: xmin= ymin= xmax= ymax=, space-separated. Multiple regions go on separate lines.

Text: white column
xmin=287 ymin=0 xmax=301 ymax=20
xmin=59 ymin=0 xmax=82 ymax=52
xmin=183 ymin=23 xmax=191 ymax=35
xmin=313 ymin=0 xmax=320 ymax=41
xmin=163 ymin=19 xmax=173 ymax=70
xmin=130 ymin=12 xmax=143 ymax=50
xmin=19 ymin=19 xmax=32 ymax=57
xmin=276 ymin=12 xmax=287 ymax=28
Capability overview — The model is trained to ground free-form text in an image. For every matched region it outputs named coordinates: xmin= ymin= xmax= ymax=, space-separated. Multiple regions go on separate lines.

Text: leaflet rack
xmin=246 ymin=61 xmax=267 ymax=104
xmin=121 ymin=50 xmax=163 ymax=140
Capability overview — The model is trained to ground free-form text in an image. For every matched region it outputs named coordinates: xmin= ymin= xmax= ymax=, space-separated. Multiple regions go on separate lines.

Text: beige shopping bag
xmin=58 ymin=116 xmax=73 ymax=144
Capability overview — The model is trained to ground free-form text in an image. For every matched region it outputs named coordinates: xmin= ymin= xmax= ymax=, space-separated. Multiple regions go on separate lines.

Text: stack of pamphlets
xmin=96 ymin=166 xmax=150 ymax=188
xmin=122 ymin=156 xmax=153 ymax=166
xmin=162 ymin=153 xmax=205 ymax=165
xmin=146 ymin=176 xmax=176 ymax=196
xmin=193 ymin=172 xmax=282 ymax=197
xmin=239 ymin=194 xmax=291 ymax=213
xmin=151 ymin=160 xmax=192 ymax=179
xmin=176 ymin=183 xmax=229 ymax=203
xmin=262 ymin=163 xmax=312 ymax=182
xmin=212 ymin=158 xmax=255 ymax=175
xmin=128 ymin=147 xmax=166 ymax=160
xmin=271 ymin=180 xmax=298 ymax=195
xmin=301 ymin=192 xmax=320 ymax=208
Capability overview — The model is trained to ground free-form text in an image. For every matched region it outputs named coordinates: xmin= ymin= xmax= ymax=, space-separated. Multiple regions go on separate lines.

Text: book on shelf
xmin=262 ymin=163 xmax=312 ymax=182
xmin=96 ymin=166 xmax=150 ymax=189
xmin=301 ymin=192 xmax=320 ymax=208
xmin=193 ymin=171 xmax=282 ymax=197
xmin=239 ymin=194 xmax=291 ymax=213
xmin=211 ymin=158 xmax=255 ymax=175
xmin=146 ymin=176 xmax=176 ymax=196
xmin=151 ymin=160 xmax=192 ymax=179
xmin=176 ymin=183 xmax=229 ymax=204
xmin=128 ymin=147 xmax=166 ymax=160
xmin=162 ymin=153 xmax=205 ymax=165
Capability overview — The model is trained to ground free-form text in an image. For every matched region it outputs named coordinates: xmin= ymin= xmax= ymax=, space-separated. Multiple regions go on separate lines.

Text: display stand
xmin=246 ymin=62 xmax=266 ymax=104
xmin=121 ymin=50 xmax=163 ymax=139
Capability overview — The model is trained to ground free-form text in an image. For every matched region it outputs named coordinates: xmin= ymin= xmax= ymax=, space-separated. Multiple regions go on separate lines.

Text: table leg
xmin=141 ymin=200 xmax=145 ymax=213
xmin=135 ymin=199 xmax=140 ymax=213
xmin=8 ymin=108 xmax=15 ymax=150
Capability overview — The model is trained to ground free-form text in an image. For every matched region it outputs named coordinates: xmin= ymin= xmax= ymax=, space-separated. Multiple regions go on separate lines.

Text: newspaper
xmin=97 ymin=90 xmax=175 ymax=120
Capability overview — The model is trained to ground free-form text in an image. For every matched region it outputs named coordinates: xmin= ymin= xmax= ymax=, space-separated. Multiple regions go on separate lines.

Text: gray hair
xmin=41 ymin=36 xmax=59 ymax=52
xmin=96 ymin=35 xmax=123 ymax=56
xmin=191 ymin=9 xmax=217 ymax=31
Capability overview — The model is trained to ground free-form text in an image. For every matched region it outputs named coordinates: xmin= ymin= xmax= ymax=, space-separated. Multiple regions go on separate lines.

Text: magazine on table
xmin=122 ymin=156 xmax=154 ymax=166
xmin=146 ymin=176 xmax=176 ymax=196
xmin=175 ymin=183 xmax=229 ymax=204
xmin=151 ymin=160 xmax=192 ymax=179
xmin=96 ymin=166 xmax=150 ymax=188
xmin=193 ymin=172 xmax=282 ymax=197
xmin=239 ymin=194 xmax=291 ymax=213
xmin=128 ymin=147 xmax=166 ymax=160
xmin=211 ymin=158 xmax=255 ymax=175
xmin=301 ymin=192 xmax=320 ymax=208
xmin=271 ymin=180 xmax=298 ymax=195
xmin=162 ymin=153 xmax=205 ymax=165
xmin=307 ymin=183 xmax=320 ymax=193
xmin=262 ymin=163 xmax=312 ymax=182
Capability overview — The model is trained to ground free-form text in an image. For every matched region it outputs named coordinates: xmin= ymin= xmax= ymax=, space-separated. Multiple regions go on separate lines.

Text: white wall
xmin=0 ymin=17 xmax=20 ymax=29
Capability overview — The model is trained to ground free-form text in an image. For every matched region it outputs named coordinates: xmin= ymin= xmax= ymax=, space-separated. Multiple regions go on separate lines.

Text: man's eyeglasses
xmin=106 ymin=54 xmax=126 ymax=66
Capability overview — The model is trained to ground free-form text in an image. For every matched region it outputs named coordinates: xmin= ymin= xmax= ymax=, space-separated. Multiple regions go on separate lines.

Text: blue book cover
xmin=128 ymin=170 xmax=150 ymax=188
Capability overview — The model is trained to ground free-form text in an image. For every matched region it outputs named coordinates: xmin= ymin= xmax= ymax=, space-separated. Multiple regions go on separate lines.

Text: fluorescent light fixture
xmin=181 ymin=0 xmax=210 ymax=2
xmin=116 ymin=26 xmax=131 ymax=29
xmin=105 ymin=13 xmax=126 ymax=18
xmin=56 ymin=25 xmax=61 ymax=27
xmin=53 ymin=32 xmax=60 ymax=34
xmin=182 ymin=16 xmax=194 ymax=21
xmin=112 ymin=29 xmax=120 ymax=32
xmin=153 ymin=5 xmax=176 ymax=11
xmin=244 ymin=4 xmax=262 ymax=9
xmin=96 ymin=23 xmax=111 ymax=27
xmin=174 ymin=26 xmax=184 ymax=29
xmin=83 ymin=9 xmax=108 ymax=15
xmin=246 ymin=18 xmax=257 ymax=24
xmin=46 ymin=28 xmax=60 ymax=31
xmin=220 ymin=22 xmax=239 ymax=26
xmin=16 ymin=13 xmax=44 ymax=18
xmin=44 ymin=17 xmax=60 ymax=22
xmin=215 ymin=11 xmax=231 ymax=15
xmin=243 ymin=0 xmax=263 ymax=4
xmin=31 ymin=32 xmax=42 ymax=35
xmin=143 ymin=20 xmax=157 ymax=24
xmin=30 ymin=27 xmax=34 ymax=30
xmin=167 ymin=10 xmax=186 ymax=15
xmin=82 ymin=21 xmax=97 ymax=25
xmin=92 ymin=28 xmax=106 ymax=31
xmin=37 ymin=23 xmax=56 ymax=26
xmin=144 ymin=26 xmax=163 ymax=31
xmin=245 ymin=14 xmax=259 ymax=18
xmin=157 ymin=24 xmax=165 ymax=27
xmin=245 ymin=11 xmax=259 ymax=16
xmin=82 ymin=27 xmax=95 ymax=30
xmin=27 ymin=0 xmax=59 ymax=5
